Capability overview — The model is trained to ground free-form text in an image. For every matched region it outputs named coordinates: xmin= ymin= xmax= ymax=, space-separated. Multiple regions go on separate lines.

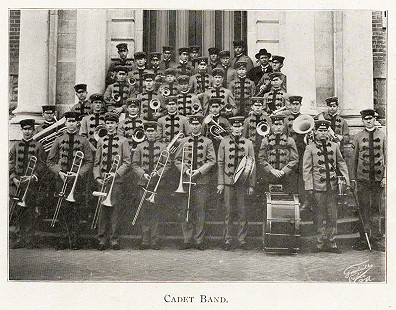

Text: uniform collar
xmin=22 ymin=138 xmax=33 ymax=143
xmin=365 ymin=126 xmax=376 ymax=132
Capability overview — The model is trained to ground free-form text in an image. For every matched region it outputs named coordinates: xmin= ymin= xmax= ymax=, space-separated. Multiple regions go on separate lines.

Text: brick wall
xmin=9 ymin=10 xmax=20 ymax=112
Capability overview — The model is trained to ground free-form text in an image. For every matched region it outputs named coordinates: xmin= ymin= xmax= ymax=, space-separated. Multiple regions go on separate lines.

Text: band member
xmin=36 ymin=105 xmax=57 ymax=133
xmin=79 ymin=93 xmax=106 ymax=151
xmin=189 ymin=45 xmax=201 ymax=71
xmin=47 ymin=112 xmax=93 ymax=250
xmin=104 ymin=66 xmax=136 ymax=113
xmin=132 ymin=121 xmax=169 ymax=250
xmin=189 ymin=57 xmax=213 ymax=95
xmin=106 ymin=43 xmax=134 ymax=86
xmin=350 ymin=109 xmax=386 ymax=251
xmin=303 ymin=119 xmax=350 ymax=253
xmin=94 ymin=112 xmax=131 ymax=250
xmin=176 ymin=75 xmax=202 ymax=116
xmin=137 ymin=72 xmax=164 ymax=121
xmin=175 ymin=47 xmax=194 ymax=77
xmin=9 ymin=119 xmax=46 ymax=248
xmin=247 ymin=48 xmax=272 ymax=85
xmin=201 ymin=68 xmax=237 ymax=116
xmin=229 ymin=61 xmax=255 ymax=117
xmin=159 ymin=68 xmax=179 ymax=97
xmin=217 ymin=116 xmax=256 ymax=250
xmin=175 ymin=115 xmax=216 ymax=250
xmin=270 ymin=55 xmax=287 ymax=91
xmin=131 ymin=52 xmax=149 ymax=94
xmin=148 ymin=52 xmax=165 ymax=90
xmin=263 ymin=72 xmax=289 ymax=114
xmin=316 ymin=96 xmax=350 ymax=155
xmin=255 ymin=55 xmax=287 ymax=96
xmin=230 ymin=40 xmax=254 ymax=72
xmin=71 ymin=83 xmax=91 ymax=117
xmin=159 ymin=46 xmax=177 ymax=71
xmin=207 ymin=47 xmax=221 ymax=75
xmin=258 ymin=114 xmax=299 ymax=193
xmin=218 ymin=50 xmax=237 ymax=89
xmin=157 ymin=96 xmax=190 ymax=143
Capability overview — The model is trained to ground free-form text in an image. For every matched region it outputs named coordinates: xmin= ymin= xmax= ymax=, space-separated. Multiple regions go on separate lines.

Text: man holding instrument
xmin=9 ymin=119 xmax=46 ymax=249
xmin=175 ymin=115 xmax=216 ymax=250
xmin=132 ymin=121 xmax=169 ymax=250
xmin=93 ymin=112 xmax=131 ymax=251
xmin=47 ymin=111 xmax=93 ymax=250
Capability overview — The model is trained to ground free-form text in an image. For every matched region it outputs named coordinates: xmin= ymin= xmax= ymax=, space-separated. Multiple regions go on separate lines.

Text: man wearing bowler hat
xmin=247 ymin=48 xmax=272 ymax=85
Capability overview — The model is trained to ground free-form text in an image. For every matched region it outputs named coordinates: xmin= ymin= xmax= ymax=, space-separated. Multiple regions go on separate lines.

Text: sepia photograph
xmin=5 ymin=5 xmax=391 ymax=306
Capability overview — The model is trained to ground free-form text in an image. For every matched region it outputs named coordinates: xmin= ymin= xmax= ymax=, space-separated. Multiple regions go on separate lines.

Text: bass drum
xmin=233 ymin=155 xmax=255 ymax=185
xmin=263 ymin=192 xmax=301 ymax=254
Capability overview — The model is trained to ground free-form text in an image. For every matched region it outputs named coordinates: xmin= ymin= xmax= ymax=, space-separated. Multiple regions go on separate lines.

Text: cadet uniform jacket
xmin=303 ymin=139 xmax=350 ymax=192
xmin=136 ymin=90 xmax=165 ymax=121
xmin=218 ymin=136 xmax=256 ymax=187
xmin=284 ymin=111 xmax=306 ymax=159
xmin=176 ymin=91 xmax=202 ymax=116
xmin=263 ymin=87 xmax=289 ymax=114
xmin=117 ymin=115 xmax=145 ymax=151
xmin=131 ymin=67 xmax=150 ymax=94
xmin=159 ymin=59 xmax=177 ymax=71
xmin=157 ymin=113 xmax=190 ymax=143
xmin=189 ymin=72 xmax=214 ymax=95
xmin=70 ymin=100 xmax=92 ymax=118
xmin=243 ymin=113 xmax=271 ymax=153
xmin=207 ymin=62 xmax=221 ymax=75
xmin=106 ymin=58 xmax=134 ymax=86
xmin=104 ymin=82 xmax=136 ymax=111
xmin=318 ymin=112 xmax=350 ymax=146
xmin=175 ymin=61 xmax=195 ymax=77
xmin=220 ymin=65 xmax=237 ymax=89
xmin=258 ymin=133 xmax=299 ymax=175
xmin=79 ymin=112 xmax=106 ymax=150
xmin=229 ymin=76 xmax=255 ymax=115
xmin=93 ymin=134 xmax=131 ymax=180
xmin=175 ymin=135 xmax=216 ymax=185
xmin=230 ymin=54 xmax=254 ymax=72
xmin=201 ymin=86 xmax=237 ymax=115
xmin=256 ymin=72 xmax=287 ymax=94
xmin=47 ymin=132 xmax=93 ymax=178
xmin=350 ymin=127 xmax=386 ymax=182
xmin=159 ymin=82 xmax=179 ymax=97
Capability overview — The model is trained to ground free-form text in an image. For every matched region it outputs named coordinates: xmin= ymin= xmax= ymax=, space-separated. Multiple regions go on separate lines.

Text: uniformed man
xmin=175 ymin=47 xmax=194 ymax=77
xmin=104 ymin=66 xmax=136 ymax=113
xmin=176 ymin=75 xmax=202 ymax=116
xmin=303 ymin=119 xmax=350 ymax=253
xmin=132 ymin=121 xmax=169 ymax=250
xmin=270 ymin=55 xmax=287 ymax=92
xmin=350 ymin=109 xmax=386 ymax=251
xmin=94 ymin=112 xmax=131 ymax=250
xmin=131 ymin=52 xmax=150 ymax=94
xmin=159 ymin=46 xmax=177 ymax=71
xmin=207 ymin=47 xmax=221 ymax=75
xmin=9 ymin=119 xmax=46 ymax=248
xmin=175 ymin=115 xmax=216 ymax=250
xmin=148 ymin=52 xmax=165 ymax=90
xmin=105 ymin=43 xmax=134 ymax=86
xmin=230 ymin=40 xmax=254 ymax=72
xmin=189 ymin=45 xmax=201 ymax=71
xmin=218 ymin=50 xmax=237 ymax=89
xmin=259 ymin=113 xmax=299 ymax=194
xmin=159 ymin=68 xmax=179 ymax=97
xmin=263 ymin=72 xmax=290 ymax=114
xmin=47 ymin=111 xmax=93 ymax=250
xmin=71 ymin=84 xmax=91 ymax=118
xmin=229 ymin=61 xmax=255 ymax=117
xmin=137 ymin=72 xmax=164 ymax=121
xmin=217 ymin=116 xmax=256 ymax=250
xmin=189 ymin=57 xmax=214 ymax=95
xmin=36 ymin=105 xmax=57 ymax=133
xmin=247 ymin=48 xmax=272 ymax=85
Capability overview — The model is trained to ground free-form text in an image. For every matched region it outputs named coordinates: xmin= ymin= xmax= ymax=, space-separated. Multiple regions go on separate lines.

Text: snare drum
xmin=233 ymin=155 xmax=255 ymax=185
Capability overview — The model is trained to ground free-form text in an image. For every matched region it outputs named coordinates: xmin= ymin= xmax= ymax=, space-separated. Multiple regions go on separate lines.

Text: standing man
xmin=217 ymin=116 xmax=256 ymax=250
xmin=148 ymin=52 xmax=165 ymax=90
xmin=137 ymin=72 xmax=164 ymax=121
xmin=218 ymin=50 xmax=237 ymax=89
xmin=9 ymin=119 xmax=46 ymax=248
xmin=189 ymin=57 xmax=214 ymax=95
xmin=176 ymin=75 xmax=202 ymax=116
xmin=303 ymin=119 xmax=350 ymax=253
xmin=94 ymin=112 xmax=131 ymax=250
xmin=36 ymin=105 xmax=57 ymax=133
xmin=189 ymin=45 xmax=201 ymax=71
xmin=207 ymin=47 xmax=221 ymax=75
xmin=247 ymin=48 xmax=272 ymax=85
xmin=71 ymin=84 xmax=91 ymax=118
xmin=106 ymin=43 xmax=134 ymax=86
xmin=131 ymin=52 xmax=149 ymax=94
xmin=175 ymin=47 xmax=194 ymax=77
xmin=175 ymin=115 xmax=216 ymax=250
xmin=230 ymin=40 xmax=254 ymax=72
xmin=263 ymin=72 xmax=289 ymax=114
xmin=47 ymin=112 xmax=93 ymax=250
xmin=350 ymin=109 xmax=386 ymax=251
xmin=159 ymin=46 xmax=177 ymax=71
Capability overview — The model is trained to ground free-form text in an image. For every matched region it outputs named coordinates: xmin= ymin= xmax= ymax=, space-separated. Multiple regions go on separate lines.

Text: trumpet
xmin=10 ymin=156 xmax=37 ymax=221
xmin=271 ymin=106 xmax=288 ymax=115
xmin=256 ymin=120 xmax=270 ymax=137
xmin=113 ymin=93 xmax=121 ymax=103
xmin=204 ymin=114 xmax=227 ymax=140
xmin=293 ymin=114 xmax=315 ymax=145
xmin=175 ymin=143 xmax=196 ymax=222
xmin=51 ymin=151 xmax=84 ymax=227
xmin=149 ymin=98 xmax=161 ymax=114
xmin=127 ymin=77 xmax=136 ymax=86
xmin=160 ymin=87 xmax=171 ymax=97
xmin=91 ymin=155 xmax=121 ymax=229
xmin=94 ymin=125 xmax=108 ymax=141
xmin=132 ymin=127 xmax=145 ymax=143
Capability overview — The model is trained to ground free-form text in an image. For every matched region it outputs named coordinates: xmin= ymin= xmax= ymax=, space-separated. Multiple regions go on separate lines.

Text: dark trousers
xmin=223 ymin=184 xmax=248 ymax=244
xmin=139 ymin=187 xmax=162 ymax=245
xmin=181 ymin=184 xmax=208 ymax=245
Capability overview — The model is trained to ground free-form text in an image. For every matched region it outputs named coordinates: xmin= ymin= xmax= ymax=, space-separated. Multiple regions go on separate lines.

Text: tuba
xmin=293 ymin=114 xmax=315 ymax=145
xmin=256 ymin=120 xmax=270 ymax=137
xmin=94 ymin=125 xmax=108 ymax=141
xmin=204 ymin=114 xmax=227 ymax=140
xmin=132 ymin=127 xmax=145 ymax=143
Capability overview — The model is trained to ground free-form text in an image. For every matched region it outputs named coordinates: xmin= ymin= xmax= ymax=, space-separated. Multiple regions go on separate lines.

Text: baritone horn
xmin=149 ymin=98 xmax=161 ymax=113
xmin=204 ymin=114 xmax=226 ymax=140
xmin=224 ymin=103 xmax=233 ymax=114
xmin=160 ymin=87 xmax=171 ymax=97
xmin=127 ymin=77 xmax=136 ymax=86
xmin=94 ymin=125 xmax=108 ymax=141
xmin=293 ymin=114 xmax=315 ymax=144
xmin=256 ymin=120 xmax=270 ymax=137
xmin=132 ymin=127 xmax=145 ymax=143
xmin=113 ymin=93 xmax=121 ymax=102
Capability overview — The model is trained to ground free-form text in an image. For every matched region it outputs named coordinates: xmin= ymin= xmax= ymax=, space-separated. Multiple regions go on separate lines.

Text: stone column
xmin=134 ymin=9 xmax=144 ymax=52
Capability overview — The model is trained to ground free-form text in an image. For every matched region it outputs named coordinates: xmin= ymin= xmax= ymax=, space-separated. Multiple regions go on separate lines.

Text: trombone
xmin=91 ymin=155 xmax=121 ymax=229
xmin=10 ymin=156 xmax=37 ymax=221
xmin=175 ymin=143 xmax=196 ymax=222
xmin=204 ymin=114 xmax=227 ymax=140
xmin=51 ymin=151 xmax=84 ymax=227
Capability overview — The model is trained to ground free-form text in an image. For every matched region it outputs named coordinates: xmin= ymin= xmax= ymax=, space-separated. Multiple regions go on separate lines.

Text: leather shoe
xmin=139 ymin=243 xmax=149 ymax=250
xmin=55 ymin=243 xmax=68 ymax=250
xmin=196 ymin=244 xmax=205 ymax=251
xmin=238 ymin=242 xmax=248 ymax=250
xmin=97 ymin=244 xmax=106 ymax=251
xmin=179 ymin=243 xmax=192 ymax=250
xmin=352 ymin=242 xmax=369 ymax=251
xmin=152 ymin=243 xmax=160 ymax=250
xmin=311 ymin=246 xmax=324 ymax=253
xmin=372 ymin=242 xmax=385 ymax=252
xmin=327 ymin=246 xmax=342 ymax=254
xmin=224 ymin=243 xmax=232 ymax=251
xmin=112 ymin=244 xmax=120 ymax=250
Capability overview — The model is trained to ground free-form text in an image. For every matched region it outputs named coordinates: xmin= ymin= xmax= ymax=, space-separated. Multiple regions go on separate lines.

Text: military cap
xmin=162 ymin=46 xmax=173 ymax=53
xmin=269 ymin=72 xmax=283 ymax=80
xmin=177 ymin=75 xmax=190 ymax=84
xmin=360 ymin=108 xmax=376 ymax=119
xmin=271 ymin=55 xmax=285 ymax=63
xmin=196 ymin=57 xmax=208 ymax=65
xmin=208 ymin=97 xmax=222 ymax=106
xmin=64 ymin=111 xmax=80 ymax=121
xmin=165 ymin=96 xmax=178 ymax=105
xmin=314 ymin=119 xmax=331 ymax=130
xmin=178 ymin=47 xmax=190 ymax=55
xmin=164 ymin=67 xmax=177 ymax=76
xmin=143 ymin=72 xmax=156 ymax=80
xmin=325 ymin=96 xmax=339 ymax=106
xmin=270 ymin=113 xmax=286 ymax=123
xmin=212 ymin=68 xmax=225 ymax=77
xmin=116 ymin=43 xmax=128 ymax=51
xmin=114 ymin=65 xmax=128 ymax=73
xmin=255 ymin=48 xmax=271 ymax=59
xmin=189 ymin=115 xmax=204 ymax=124
xmin=74 ymin=83 xmax=87 ymax=92
xmin=144 ymin=121 xmax=158 ymax=130
xmin=42 ymin=105 xmax=56 ymax=113
xmin=235 ymin=60 xmax=247 ymax=69
xmin=208 ymin=47 xmax=220 ymax=55
xmin=150 ymin=52 xmax=162 ymax=60
xmin=134 ymin=52 xmax=147 ymax=60
xmin=233 ymin=40 xmax=245 ymax=47
xmin=289 ymin=96 xmax=303 ymax=104
xmin=89 ymin=93 xmax=104 ymax=102
xmin=189 ymin=46 xmax=200 ymax=53
xmin=218 ymin=50 xmax=231 ymax=58
xmin=250 ymin=97 xmax=265 ymax=105
xmin=125 ymin=98 xmax=140 ymax=107
xmin=20 ymin=119 xmax=36 ymax=129
xmin=104 ymin=112 xmax=119 ymax=123
xmin=229 ymin=116 xmax=245 ymax=126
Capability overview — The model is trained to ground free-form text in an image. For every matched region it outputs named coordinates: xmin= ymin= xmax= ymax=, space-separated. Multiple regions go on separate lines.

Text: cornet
xmin=204 ymin=114 xmax=227 ymax=140
xmin=256 ymin=120 xmax=270 ymax=137
xmin=127 ymin=77 xmax=136 ymax=86
xmin=149 ymin=98 xmax=161 ymax=114
xmin=51 ymin=151 xmax=84 ymax=227
xmin=271 ymin=106 xmax=288 ymax=115
xmin=132 ymin=127 xmax=145 ymax=143
xmin=160 ymin=87 xmax=171 ymax=97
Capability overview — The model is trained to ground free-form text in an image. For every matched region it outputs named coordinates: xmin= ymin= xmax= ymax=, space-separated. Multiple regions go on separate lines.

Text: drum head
xmin=233 ymin=156 xmax=247 ymax=184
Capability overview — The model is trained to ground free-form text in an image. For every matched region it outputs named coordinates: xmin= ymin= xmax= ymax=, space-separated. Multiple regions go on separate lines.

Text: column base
xmin=9 ymin=112 xmax=43 ymax=141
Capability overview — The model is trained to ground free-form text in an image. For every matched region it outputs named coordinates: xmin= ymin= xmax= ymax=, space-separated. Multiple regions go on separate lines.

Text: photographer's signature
xmin=343 ymin=260 xmax=373 ymax=282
